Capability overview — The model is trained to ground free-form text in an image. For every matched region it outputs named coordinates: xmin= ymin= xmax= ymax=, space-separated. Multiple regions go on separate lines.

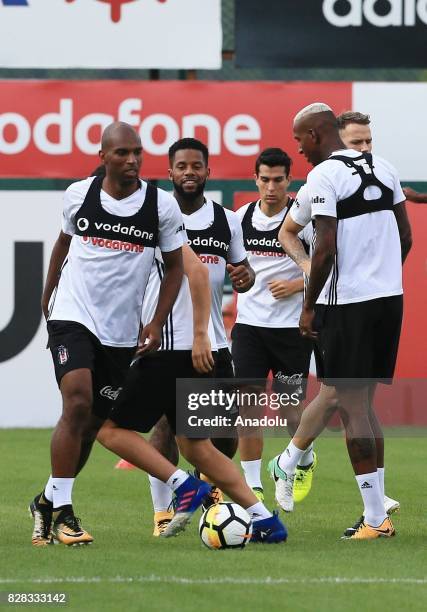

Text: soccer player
xmin=279 ymin=110 xmax=401 ymax=527
xmin=336 ymin=111 xmax=373 ymax=153
xmin=96 ymin=243 xmax=286 ymax=543
xmin=270 ymin=103 xmax=412 ymax=539
xmin=337 ymin=113 xmax=427 ymax=205
xmin=29 ymin=122 xmax=210 ymax=546
xmin=146 ymin=138 xmax=255 ymax=535
xmin=232 ymin=148 xmax=314 ymax=503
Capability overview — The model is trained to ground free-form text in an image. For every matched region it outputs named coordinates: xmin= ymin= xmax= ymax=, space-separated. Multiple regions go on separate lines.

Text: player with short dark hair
xmin=232 ymin=147 xmax=314 ymax=504
xmin=168 ymin=137 xmax=209 ymax=167
xmin=336 ymin=110 xmax=370 ymax=129
xmin=146 ymin=137 xmax=255 ymax=535
xmin=254 ymin=147 xmax=292 ymax=175
xmin=337 ymin=110 xmax=372 ymax=153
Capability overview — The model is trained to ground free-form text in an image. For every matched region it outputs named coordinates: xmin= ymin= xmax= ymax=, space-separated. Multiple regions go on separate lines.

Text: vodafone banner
xmin=0 ymin=0 xmax=222 ymax=69
xmin=1 ymin=80 xmax=426 ymax=181
xmin=0 ymin=81 xmax=351 ymax=180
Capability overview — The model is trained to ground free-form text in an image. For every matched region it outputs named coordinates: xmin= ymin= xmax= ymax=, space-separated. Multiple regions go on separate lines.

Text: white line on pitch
xmin=0 ymin=576 xmax=426 ymax=585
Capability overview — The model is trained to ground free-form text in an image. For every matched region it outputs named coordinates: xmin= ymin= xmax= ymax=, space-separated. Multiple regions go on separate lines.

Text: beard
xmin=173 ymin=179 xmax=206 ymax=201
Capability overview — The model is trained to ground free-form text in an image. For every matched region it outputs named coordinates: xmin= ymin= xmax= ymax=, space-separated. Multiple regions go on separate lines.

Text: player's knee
xmin=61 ymin=390 xmax=92 ymax=430
xmin=96 ymin=419 xmax=117 ymax=448
xmin=179 ymin=438 xmax=211 ymax=466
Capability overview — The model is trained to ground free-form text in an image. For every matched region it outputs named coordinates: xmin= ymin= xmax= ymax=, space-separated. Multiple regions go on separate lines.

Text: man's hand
xmin=136 ymin=321 xmax=162 ymax=355
xmin=268 ymin=279 xmax=303 ymax=300
xmin=403 ymin=187 xmax=427 ymax=203
xmin=299 ymin=306 xmax=317 ymax=340
xmin=226 ymin=263 xmax=253 ymax=292
xmin=192 ymin=332 xmax=215 ymax=374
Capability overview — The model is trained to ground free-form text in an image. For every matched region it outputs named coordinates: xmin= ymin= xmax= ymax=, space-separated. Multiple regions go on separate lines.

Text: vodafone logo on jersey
xmin=77 ymin=218 xmax=90 ymax=232
xmin=198 ymin=254 xmax=221 ymax=265
xmin=246 ymin=237 xmax=282 ymax=249
xmin=188 ymin=236 xmax=230 ymax=252
xmin=81 ymin=235 xmax=145 ymax=253
xmin=0 ymin=80 xmax=351 ymax=180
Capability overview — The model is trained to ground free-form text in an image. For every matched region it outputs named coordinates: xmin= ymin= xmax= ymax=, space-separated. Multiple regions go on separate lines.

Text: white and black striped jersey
xmin=183 ymin=199 xmax=246 ymax=349
xmin=294 ymin=150 xmax=404 ymax=305
xmin=291 ymin=184 xmax=318 ymax=303
xmin=235 ymin=199 xmax=305 ymax=328
xmin=49 ymin=177 xmax=185 ymax=347
xmin=141 ymin=249 xmax=217 ymax=351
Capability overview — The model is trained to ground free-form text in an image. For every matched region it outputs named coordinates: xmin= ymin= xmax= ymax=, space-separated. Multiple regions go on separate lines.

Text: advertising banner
xmin=1 ymin=80 xmax=426 ymax=180
xmin=0 ymin=80 xmax=351 ymax=179
xmin=235 ymin=0 xmax=427 ymax=68
xmin=0 ymin=0 xmax=222 ymax=69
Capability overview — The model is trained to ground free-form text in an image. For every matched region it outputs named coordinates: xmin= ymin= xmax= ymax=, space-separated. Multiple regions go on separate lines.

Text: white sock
xmin=246 ymin=501 xmax=272 ymax=522
xmin=355 ymin=472 xmax=386 ymax=527
xmin=52 ymin=477 xmax=75 ymax=509
xmin=149 ymin=475 xmax=173 ymax=512
xmin=278 ymin=441 xmax=305 ymax=473
xmin=240 ymin=459 xmax=263 ymax=489
xmin=166 ymin=469 xmax=188 ymax=491
xmin=297 ymin=444 xmax=314 ymax=467
xmin=377 ymin=467 xmax=385 ymax=499
xmin=43 ymin=475 xmax=54 ymax=503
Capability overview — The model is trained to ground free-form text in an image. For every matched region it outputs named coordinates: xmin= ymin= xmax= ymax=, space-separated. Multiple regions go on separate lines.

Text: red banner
xmin=0 ymin=80 xmax=351 ymax=179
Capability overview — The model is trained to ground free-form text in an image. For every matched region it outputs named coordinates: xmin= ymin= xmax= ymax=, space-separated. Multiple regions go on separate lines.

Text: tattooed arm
xmin=278 ymin=214 xmax=311 ymax=276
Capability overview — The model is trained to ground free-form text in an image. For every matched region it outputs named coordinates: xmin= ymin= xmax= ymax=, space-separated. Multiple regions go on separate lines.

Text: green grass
xmin=1 ymin=430 xmax=426 ymax=611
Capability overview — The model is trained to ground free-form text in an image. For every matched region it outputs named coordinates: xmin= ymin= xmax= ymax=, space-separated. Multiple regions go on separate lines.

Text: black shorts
xmin=214 ymin=347 xmax=234 ymax=378
xmin=231 ymin=323 xmax=312 ymax=398
xmin=110 ymin=350 xmax=214 ymax=434
xmin=312 ymin=304 xmax=326 ymax=380
xmin=317 ymin=295 xmax=403 ymax=385
xmin=47 ymin=320 xmax=135 ymax=420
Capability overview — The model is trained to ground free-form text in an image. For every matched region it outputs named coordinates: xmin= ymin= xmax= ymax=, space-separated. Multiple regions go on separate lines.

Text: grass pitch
xmin=1 ymin=429 xmax=426 ymax=611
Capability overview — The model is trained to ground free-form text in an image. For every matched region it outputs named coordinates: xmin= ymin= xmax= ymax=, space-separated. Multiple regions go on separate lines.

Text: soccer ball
xmin=199 ymin=502 xmax=253 ymax=549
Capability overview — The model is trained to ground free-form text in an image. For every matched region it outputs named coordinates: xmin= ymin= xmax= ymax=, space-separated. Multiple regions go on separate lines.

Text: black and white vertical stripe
xmin=327 ymin=232 xmax=339 ymax=306
xmin=47 ymin=258 xmax=68 ymax=321
xmin=155 ymin=259 xmax=174 ymax=350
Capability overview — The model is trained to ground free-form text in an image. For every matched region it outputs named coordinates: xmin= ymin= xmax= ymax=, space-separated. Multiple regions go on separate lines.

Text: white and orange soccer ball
xmin=199 ymin=502 xmax=253 ymax=549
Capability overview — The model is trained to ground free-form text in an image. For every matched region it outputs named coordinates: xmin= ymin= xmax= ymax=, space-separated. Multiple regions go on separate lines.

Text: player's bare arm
xmin=183 ymin=244 xmax=214 ymax=373
xmin=278 ymin=215 xmax=311 ymax=276
xmin=268 ymin=278 xmax=304 ymax=300
xmin=41 ymin=231 xmax=72 ymax=319
xmin=403 ymin=186 xmax=427 ymax=204
xmin=300 ymin=215 xmax=337 ymax=339
xmin=137 ymin=246 xmax=184 ymax=355
xmin=226 ymin=258 xmax=255 ymax=292
xmin=393 ymin=201 xmax=413 ymax=263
